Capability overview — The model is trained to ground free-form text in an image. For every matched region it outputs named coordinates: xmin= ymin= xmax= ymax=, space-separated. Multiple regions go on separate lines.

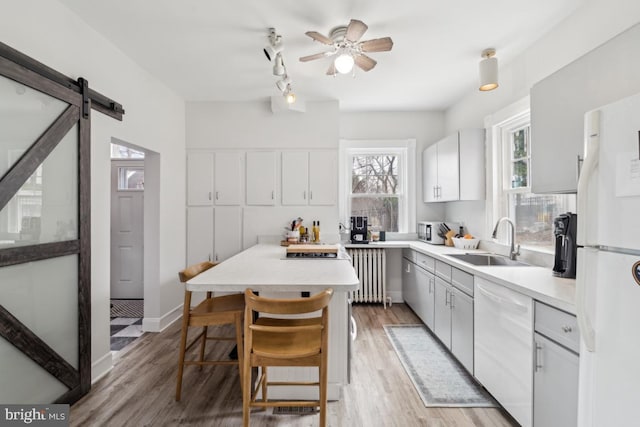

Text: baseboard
xmin=91 ymin=351 xmax=113 ymax=384
xmin=389 ymin=290 xmax=403 ymax=304
xmin=142 ymin=303 xmax=182 ymax=332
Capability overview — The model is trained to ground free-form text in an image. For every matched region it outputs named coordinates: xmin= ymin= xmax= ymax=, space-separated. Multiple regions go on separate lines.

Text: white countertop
xmin=345 ymin=240 xmax=576 ymax=314
xmin=187 ymin=243 xmax=360 ymax=293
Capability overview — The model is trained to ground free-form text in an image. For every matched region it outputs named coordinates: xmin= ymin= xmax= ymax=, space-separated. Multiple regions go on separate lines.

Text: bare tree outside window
xmin=350 ymin=155 xmax=400 ymax=232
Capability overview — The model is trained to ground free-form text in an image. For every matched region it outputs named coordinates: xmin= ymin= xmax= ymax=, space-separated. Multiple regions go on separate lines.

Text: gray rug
xmin=110 ymin=299 xmax=144 ymax=318
xmin=384 ymin=324 xmax=497 ymax=408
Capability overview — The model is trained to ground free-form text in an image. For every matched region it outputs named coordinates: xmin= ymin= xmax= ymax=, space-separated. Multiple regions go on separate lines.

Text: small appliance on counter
xmin=350 ymin=216 xmax=368 ymax=243
xmin=417 ymin=221 xmax=460 ymax=245
xmin=552 ymin=212 xmax=577 ymax=278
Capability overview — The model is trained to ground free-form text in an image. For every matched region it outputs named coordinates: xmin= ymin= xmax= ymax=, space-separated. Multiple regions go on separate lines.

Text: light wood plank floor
xmin=70 ymin=303 xmax=518 ymax=426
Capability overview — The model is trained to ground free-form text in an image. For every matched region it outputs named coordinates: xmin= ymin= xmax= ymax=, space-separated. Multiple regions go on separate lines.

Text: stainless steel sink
xmin=447 ymin=253 xmax=530 ymax=267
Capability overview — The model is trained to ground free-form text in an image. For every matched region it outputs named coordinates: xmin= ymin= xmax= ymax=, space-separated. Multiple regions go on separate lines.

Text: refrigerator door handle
xmin=577 ymin=110 xmax=600 ymax=247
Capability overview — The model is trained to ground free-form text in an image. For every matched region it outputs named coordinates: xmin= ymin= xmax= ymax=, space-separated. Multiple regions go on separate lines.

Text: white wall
xmin=2 ymin=0 xmax=187 ymax=381
xmin=444 ymin=0 xmax=640 ymax=238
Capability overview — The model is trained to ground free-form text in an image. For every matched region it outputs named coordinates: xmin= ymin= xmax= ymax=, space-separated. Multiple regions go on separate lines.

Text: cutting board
xmin=286 ymin=244 xmax=339 ymax=254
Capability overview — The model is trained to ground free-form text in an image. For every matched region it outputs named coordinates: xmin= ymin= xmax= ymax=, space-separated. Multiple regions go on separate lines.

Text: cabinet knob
xmin=310 ymin=191 xmax=313 ymax=200
xmin=561 ymin=325 xmax=573 ymax=333
xmin=303 ymin=190 xmax=306 ymax=200
xmin=208 ymin=191 xmax=212 ymax=201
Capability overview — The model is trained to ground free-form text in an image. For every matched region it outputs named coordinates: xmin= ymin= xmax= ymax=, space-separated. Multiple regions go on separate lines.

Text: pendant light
xmin=479 ymin=48 xmax=498 ymax=91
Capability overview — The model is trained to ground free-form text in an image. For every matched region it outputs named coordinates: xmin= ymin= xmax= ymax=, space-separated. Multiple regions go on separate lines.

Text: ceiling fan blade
xmin=305 ymin=31 xmax=333 ymax=45
xmin=326 ymin=61 xmax=337 ymax=75
xmin=355 ymin=54 xmax=377 ymax=72
xmin=360 ymin=37 xmax=394 ymax=52
xmin=346 ymin=19 xmax=368 ymax=42
xmin=299 ymin=52 xmax=331 ymax=62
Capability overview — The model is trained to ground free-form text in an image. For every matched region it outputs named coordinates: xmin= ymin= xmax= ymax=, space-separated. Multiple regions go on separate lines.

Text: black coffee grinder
xmin=350 ymin=216 xmax=368 ymax=243
xmin=552 ymin=212 xmax=577 ymax=278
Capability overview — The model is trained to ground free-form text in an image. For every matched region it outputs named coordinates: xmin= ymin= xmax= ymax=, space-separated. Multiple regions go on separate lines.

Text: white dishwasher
xmin=474 ymin=277 xmax=534 ymax=427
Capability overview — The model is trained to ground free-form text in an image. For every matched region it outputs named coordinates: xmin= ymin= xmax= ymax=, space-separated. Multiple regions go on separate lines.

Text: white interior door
xmin=111 ymin=160 xmax=144 ymax=299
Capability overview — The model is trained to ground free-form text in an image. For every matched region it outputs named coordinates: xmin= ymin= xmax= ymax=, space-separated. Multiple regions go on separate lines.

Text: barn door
xmin=0 ymin=42 xmax=123 ymax=404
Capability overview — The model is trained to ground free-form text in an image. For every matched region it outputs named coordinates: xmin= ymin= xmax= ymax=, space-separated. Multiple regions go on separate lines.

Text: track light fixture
xmin=264 ymin=28 xmax=298 ymax=104
xmin=264 ymin=28 xmax=284 ymax=61
xmin=479 ymin=48 xmax=499 ymax=91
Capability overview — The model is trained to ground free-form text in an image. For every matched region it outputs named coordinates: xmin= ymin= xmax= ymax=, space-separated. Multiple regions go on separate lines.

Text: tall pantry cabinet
xmin=186 ymin=152 xmax=243 ymax=265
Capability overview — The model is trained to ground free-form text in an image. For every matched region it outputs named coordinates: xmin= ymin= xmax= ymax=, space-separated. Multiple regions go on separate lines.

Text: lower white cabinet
xmin=533 ymin=302 xmax=579 ymax=427
xmin=414 ymin=264 xmax=435 ymax=330
xmin=475 ymin=277 xmax=533 ymax=427
xmin=186 ymin=206 xmax=242 ymax=265
xmin=434 ymin=275 xmax=474 ymax=373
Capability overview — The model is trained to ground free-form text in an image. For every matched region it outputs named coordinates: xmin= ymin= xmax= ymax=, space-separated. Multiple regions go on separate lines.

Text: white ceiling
xmin=58 ymin=0 xmax=584 ymax=111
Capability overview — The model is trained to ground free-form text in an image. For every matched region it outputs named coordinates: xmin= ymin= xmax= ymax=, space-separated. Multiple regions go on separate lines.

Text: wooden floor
xmin=70 ymin=303 xmax=518 ymax=426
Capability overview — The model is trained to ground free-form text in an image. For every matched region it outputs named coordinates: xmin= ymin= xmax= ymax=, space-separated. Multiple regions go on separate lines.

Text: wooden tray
xmin=286 ymin=244 xmax=339 ymax=254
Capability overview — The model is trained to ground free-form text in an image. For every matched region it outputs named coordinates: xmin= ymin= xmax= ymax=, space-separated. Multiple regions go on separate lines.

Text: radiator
xmin=346 ymin=248 xmax=390 ymax=308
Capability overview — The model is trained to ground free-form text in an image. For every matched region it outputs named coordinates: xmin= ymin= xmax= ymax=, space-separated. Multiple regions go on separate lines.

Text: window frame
xmin=339 ymin=139 xmax=416 ymax=234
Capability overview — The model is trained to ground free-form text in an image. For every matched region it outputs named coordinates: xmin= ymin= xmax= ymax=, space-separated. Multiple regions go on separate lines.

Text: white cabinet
xmin=309 ymin=151 xmax=337 ymax=205
xmin=246 ymin=151 xmax=276 ymax=205
xmin=402 ymin=256 xmax=418 ymax=312
xmin=533 ymin=302 xmax=579 ymax=427
xmin=187 ymin=152 xmax=213 ymax=206
xmin=530 ymin=23 xmax=640 ymax=193
xmin=281 ymin=151 xmax=337 ymax=206
xmin=414 ymin=264 xmax=435 ymax=330
xmin=186 ymin=206 xmax=242 ymax=266
xmin=475 ymin=277 xmax=533 ymax=427
xmin=187 ymin=151 xmax=242 ymax=206
xmin=433 ymin=266 xmax=474 ymax=373
xmin=422 ymin=129 xmax=484 ymax=202
xmin=213 ymin=152 xmax=242 ymax=205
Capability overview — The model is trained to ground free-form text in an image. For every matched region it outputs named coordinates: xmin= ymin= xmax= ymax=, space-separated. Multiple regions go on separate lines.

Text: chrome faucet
xmin=492 ymin=217 xmax=520 ymax=260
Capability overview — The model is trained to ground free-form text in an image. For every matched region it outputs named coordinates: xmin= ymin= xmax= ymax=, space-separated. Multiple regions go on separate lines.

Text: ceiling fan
xmin=299 ymin=19 xmax=393 ymax=75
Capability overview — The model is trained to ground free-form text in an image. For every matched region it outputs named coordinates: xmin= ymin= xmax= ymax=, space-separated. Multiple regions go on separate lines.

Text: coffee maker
xmin=350 ymin=216 xmax=368 ymax=243
xmin=552 ymin=212 xmax=577 ymax=278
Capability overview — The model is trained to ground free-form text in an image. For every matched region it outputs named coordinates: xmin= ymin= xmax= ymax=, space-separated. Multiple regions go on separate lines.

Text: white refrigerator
xmin=576 ymin=92 xmax=640 ymax=427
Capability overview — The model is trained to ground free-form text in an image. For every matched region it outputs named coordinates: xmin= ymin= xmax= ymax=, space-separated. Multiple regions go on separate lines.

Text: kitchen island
xmin=187 ymin=243 xmax=359 ymax=400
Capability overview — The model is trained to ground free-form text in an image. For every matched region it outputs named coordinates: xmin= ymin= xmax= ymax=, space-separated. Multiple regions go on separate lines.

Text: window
xmin=496 ymin=111 xmax=576 ymax=250
xmin=118 ymin=167 xmax=144 ymax=190
xmin=340 ymin=140 xmax=415 ymax=234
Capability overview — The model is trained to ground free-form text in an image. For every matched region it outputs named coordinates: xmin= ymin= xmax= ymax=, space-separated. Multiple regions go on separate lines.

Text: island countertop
xmin=186 ymin=243 xmax=360 ymax=293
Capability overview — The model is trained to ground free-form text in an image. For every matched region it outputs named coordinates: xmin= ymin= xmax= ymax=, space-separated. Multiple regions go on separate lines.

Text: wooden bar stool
xmin=242 ymin=288 xmax=333 ymax=427
xmin=175 ymin=261 xmax=245 ymax=401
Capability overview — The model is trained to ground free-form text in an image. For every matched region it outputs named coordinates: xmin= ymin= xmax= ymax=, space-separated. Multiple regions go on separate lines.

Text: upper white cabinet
xmin=246 ymin=151 xmax=276 ymax=205
xmin=187 ymin=152 xmax=213 ymax=206
xmin=422 ymin=129 xmax=485 ymax=202
xmin=214 ymin=152 xmax=242 ymax=205
xmin=281 ymin=150 xmax=337 ymax=206
xmin=530 ymin=23 xmax=640 ymax=193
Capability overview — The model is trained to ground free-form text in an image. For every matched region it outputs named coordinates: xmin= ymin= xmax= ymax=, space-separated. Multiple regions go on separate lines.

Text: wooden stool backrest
xmin=244 ymin=288 xmax=333 ymax=315
xmin=178 ymin=261 xmax=218 ymax=283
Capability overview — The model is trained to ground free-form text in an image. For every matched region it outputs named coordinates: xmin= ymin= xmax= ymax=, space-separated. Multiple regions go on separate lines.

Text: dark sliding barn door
xmin=0 ymin=42 xmax=123 ymax=404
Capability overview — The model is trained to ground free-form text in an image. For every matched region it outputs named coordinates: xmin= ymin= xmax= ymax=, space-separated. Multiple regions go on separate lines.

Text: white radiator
xmin=346 ymin=248 xmax=390 ymax=308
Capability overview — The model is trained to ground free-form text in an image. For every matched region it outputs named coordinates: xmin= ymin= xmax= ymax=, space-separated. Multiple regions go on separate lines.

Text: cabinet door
xmin=451 ymin=288 xmax=474 ymax=374
xmin=434 ymin=277 xmax=452 ymax=348
xmin=187 ymin=152 xmax=213 ymax=206
xmin=281 ymin=151 xmax=309 ymax=205
xmin=414 ymin=266 xmax=430 ymax=326
xmin=422 ymin=144 xmax=438 ymax=202
xmin=424 ymin=272 xmax=436 ymax=331
xmin=437 ymin=133 xmax=460 ymax=201
xmin=309 ymin=151 xmax=337 ymax=205
xmin=213 ymin=207 xmax=242 ymax=262
xmin=186 ymin=206 xmax=214 ymax=265
xmin=246 ymin=151 xmax=276 ymax=205
xmin=458 ymin=129 xmax=485 ymax=201
xmin=533 ymin=333 xmax=579 ymax=427
xmin=402 ymin=259 xmax=418 ymax=313
xmin=214 ymin=152 xmax=242 ymax=205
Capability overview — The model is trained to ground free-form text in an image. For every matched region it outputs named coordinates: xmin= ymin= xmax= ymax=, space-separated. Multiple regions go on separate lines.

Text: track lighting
xmin=272 ymin=53 xmax=285 ymax=76
xmin=284 ymin=85 xmax=296 ymax=104
xmin=479 ymin=48 xmax=499 ymax=91
xmin=264 ymin=28 xmax=284 ymax=61
xmin=276 ymin=75 xmax=292 ymax=92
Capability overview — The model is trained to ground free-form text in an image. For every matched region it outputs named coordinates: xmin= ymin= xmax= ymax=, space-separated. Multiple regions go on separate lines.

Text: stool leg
xmin=242 ymin=340 xmax=251 ymax=427
xmin=235 ymin=314 xmax=244 ymax=391
xmin=175 ymin=290 xmax=192 ymax=401
xmin=261 ymin=366 xmax=268 ymax=410
xmin=198 ymin=325 xmax=208 ymax=369
xmin=319 ymin=362 xmax=327 ymax=427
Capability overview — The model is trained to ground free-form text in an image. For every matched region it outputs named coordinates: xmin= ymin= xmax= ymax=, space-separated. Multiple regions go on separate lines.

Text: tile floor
xmin=110 ymin=317 xmax=144 ymax=353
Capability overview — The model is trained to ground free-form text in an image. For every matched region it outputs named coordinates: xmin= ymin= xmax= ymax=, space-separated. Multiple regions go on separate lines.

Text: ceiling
xmin=58 ymin=0 xmax=584 ymax=111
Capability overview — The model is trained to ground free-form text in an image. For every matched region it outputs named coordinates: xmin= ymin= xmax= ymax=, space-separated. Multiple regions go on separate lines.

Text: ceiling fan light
xmin=479 ymin=48 xmax=499 ymax=91
xmin=273 ymin=54 xmax=285 ymax=76
xmin=334 ymin=53 xmax=355 ymax=74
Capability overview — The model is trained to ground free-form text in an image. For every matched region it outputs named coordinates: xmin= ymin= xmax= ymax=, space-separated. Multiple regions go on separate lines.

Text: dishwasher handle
xmin=476 ymin=282 xmax=529 ymax=313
